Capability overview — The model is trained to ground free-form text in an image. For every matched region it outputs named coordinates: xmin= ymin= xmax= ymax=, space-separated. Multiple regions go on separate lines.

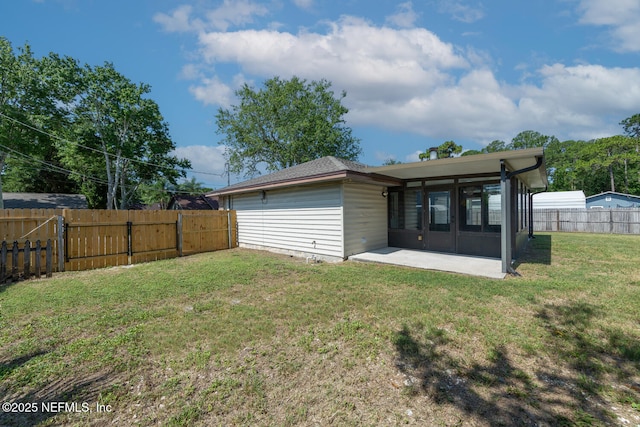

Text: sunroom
xmin=367 ymin=147 xmax=547 ymax=273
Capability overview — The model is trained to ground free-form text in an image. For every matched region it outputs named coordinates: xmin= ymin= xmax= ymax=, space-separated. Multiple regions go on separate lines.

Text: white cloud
xmin=577 ymin=0 xmax=640 ymax=52
xmin=438 ymin=0 xmax=484 ymax=23
xmin=385 ymin=2 xmax=419 ymax=29
xmin=405 ymin=151 xmax=423 ymax=163
xmin=292 ymin=0 xmax=314 ymax=11
xmin=205 ymin=0 xmax=269 ymax=31
xmin=189 ymin=75 xmax=235 ymax=107
xmin=179 ymin=63 xmax=203 ymax=80
xmin=166 ymin=11 xmax=640 ymax=147
xmin=153 ymin=1 xmax=269 ymax=33
xmin=515 ymin=64 xmax=640 ymax=139
xmin=196 ymin=16 xmax=468 ymax=106
xmin=154 ymin=5 xmax=201 ymax=33
xmin=374 ymin=151 xmax=397 ymax=162
xmin=172 ymin=145 xmax=228 ymax=181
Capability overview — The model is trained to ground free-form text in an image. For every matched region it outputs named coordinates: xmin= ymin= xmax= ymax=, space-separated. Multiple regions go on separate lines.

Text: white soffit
xmin=368 ymin=148 xmax=547 ymax=189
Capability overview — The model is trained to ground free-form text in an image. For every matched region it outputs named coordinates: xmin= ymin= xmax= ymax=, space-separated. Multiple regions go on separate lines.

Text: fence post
xmin=24 ymin=240 xmax=31 ymax=279
xmin=35 ymin=240 xmax=42 ymax=279
xmin=12 ymin=241 xmax=19 ymax=279
xmin=57 ymin=215 xmax=65 ymax=272
xmin=227 ymin=211 xmax=232 ymax=249
xmin=46 ymin=239 xmax=52 ymax=278
xmin=127 ymin=221 xmax=133 ymax=260
xmin=176 ymin=213 xmax=183 ymax=257
xmin=1 ymin=241 xmax=6 ymax=283
xmin=609 ymin=209 xmax=614 ymax=234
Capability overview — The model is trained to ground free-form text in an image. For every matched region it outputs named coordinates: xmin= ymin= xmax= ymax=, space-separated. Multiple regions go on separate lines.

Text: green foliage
xmin=510 ymin=130 xmax=558 ymax=150
xmin=57 ymin=62 xmax=191 ymax=209
xmin=620 ymin=113 xmax=640 ymax=138
xmin=138 ymin=179 xmax=173 ymax=208
xmin=382 ymin=158 xmax=402 ymax=165
xmin=437 ymin=140 xmax=463 ymax=158
xmin=216 ymin=75 xmax=361 ymax=176
xmin=483 ymin=139 xmax=508 ymax=153
xmin=0 ymin=39 xmax=191 ymax=209
xmin=176 ymin=176 xmax=212 ymax=195
xmin=418 ymin=140 xmax=463 ymax=160
xmin=461 ymin=120 xmax=640 ymax=196
xmin=0 ymin=38 xmax=80 ymax=205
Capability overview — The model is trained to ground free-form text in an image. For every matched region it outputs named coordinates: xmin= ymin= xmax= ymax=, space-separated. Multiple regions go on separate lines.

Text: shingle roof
xmin=3 ymin=193 xmax=88 ymax=209
xmin=169 ymin=194 xmax=219 ymax=210
xmin=209 ymin=156 xmax=369 ymax=195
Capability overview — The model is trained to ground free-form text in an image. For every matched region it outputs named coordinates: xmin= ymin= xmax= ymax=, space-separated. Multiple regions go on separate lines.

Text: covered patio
xmin=349 ymin=247 xmax=506 ymax=279
xmin=367 ymin=147 xmax=547 ymax=274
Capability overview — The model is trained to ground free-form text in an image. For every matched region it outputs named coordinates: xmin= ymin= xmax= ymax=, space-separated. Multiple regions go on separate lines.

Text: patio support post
xmin=528 ymin=190 xmax=534 ymax=239
xmin=500 ymin=160 xmax=511 ymax=274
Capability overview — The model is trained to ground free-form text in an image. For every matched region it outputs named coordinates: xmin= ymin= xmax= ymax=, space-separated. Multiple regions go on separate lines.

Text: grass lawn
xmin=1 ymin=232 xmax=639 ymax=426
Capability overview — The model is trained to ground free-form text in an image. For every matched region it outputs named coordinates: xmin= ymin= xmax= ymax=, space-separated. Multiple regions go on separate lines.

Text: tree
xmin=461 ymin=149 xmax=482 ymax=156
xmin=216 ymin=76 xmax=362 ymax=176
xmin=575 ymin=136 xmax=637 ymax=193
xmin=382 ymin=158 xmax=402 ymax=165
xmin=483 ymin=139 xmax=508 ymax=153
xmin=0 ymin=38 xmax=78 ymax=207
xmin=545 ymin=139 xmax=585 ymax=192
xmin=419 ymin=141 xmax=462 ymax=160
xmin=436 ymin=140 xmax=463 ymax=158
xmin=138 ymin=179 xmax=174 ymax=209
xmin=176 ymin=177 xmax=212 ymax=195
xmin=60 ymin=63 xmax=190 ymax=209
xmin=509 ymin=130 xmax=558 ymax=150
xmin=620 ymin=114 xmax=640 ymax=139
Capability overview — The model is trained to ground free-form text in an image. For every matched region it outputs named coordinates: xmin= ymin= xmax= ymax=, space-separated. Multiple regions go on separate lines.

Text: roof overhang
xmin=209 ymin=171 xmax=401 ymax=197
xmin=367 ymin=148 xmax=548 ymax=189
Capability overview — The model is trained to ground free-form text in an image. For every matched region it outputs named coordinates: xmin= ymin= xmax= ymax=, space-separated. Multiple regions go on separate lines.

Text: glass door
xmin=425 ymin=190 xmax=455 ymax=252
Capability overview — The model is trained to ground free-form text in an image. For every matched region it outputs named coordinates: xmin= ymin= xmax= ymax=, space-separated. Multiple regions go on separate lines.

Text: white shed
xmin=532 ymin=191 xmax=586 ymax=209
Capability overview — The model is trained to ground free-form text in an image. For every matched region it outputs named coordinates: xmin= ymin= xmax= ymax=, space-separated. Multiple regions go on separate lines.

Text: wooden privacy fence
xmin=0 ymin=209 xmax=237 ymax=275
xmin=533 ymin=208 xmax=640 ymax=234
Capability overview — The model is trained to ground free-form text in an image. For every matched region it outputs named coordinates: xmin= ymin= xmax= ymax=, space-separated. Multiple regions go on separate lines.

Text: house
xmin=586 ymin=191 xmax=640 ymax=208
xmin=209 ymin=148 xmax=547 ymax=274
xmin=167 ymin=194 xmax=219 ymax=210
xmin=2 ymin=192 xmax=88 ymax=209
xmin=532 ymin=190 xmax=586 ymax=209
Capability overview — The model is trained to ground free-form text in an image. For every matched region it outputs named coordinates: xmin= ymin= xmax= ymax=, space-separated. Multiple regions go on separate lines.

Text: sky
xmin=2 ymin=0 xmax=640 ymax=188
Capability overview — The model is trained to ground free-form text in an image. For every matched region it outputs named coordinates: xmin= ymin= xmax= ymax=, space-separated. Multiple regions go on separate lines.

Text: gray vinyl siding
xmin=343 ymin=183 xmax=388 ymax=256
xmin=232 ymin=184 xmax=344 ymax=258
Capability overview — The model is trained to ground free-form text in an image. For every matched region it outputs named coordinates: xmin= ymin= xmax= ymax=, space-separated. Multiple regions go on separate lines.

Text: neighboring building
xmin=209 ymin=148 xmax=547 ymax=274
xmin=532 ymin=191 xmax=586 ymax=209
xmin=586 ymin=191 xmax=640 ymax=208
xmin=167 ymin=194 xmax=219 ymax=210
xmin=2 ymin=192 xmax=88 ymax=209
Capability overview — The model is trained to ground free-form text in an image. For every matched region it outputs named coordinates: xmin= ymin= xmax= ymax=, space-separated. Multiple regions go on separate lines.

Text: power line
xmin=0 ymin=141 xmax=111 ymax=186
xmin=0 ymin=142 xmax=216 ymax=195
xmin=0 ymin=111 xmax=227 ymax=177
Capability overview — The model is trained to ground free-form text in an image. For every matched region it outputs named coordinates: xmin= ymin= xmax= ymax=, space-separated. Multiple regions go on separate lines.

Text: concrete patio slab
xmin=349 ymin=247 xmax=506 ymax=279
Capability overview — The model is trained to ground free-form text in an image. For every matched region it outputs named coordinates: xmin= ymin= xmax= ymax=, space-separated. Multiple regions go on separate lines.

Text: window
xmin=459 ymin=184 xmax=501 ymax=232
xmin=428 ymin=191 xmax=450 ymax=232
xmin=485 ymin=184 xmax=501 ymax=231
xmin=460 ymin=186 xmax=482 ymax=231
xmin=405 ymin=190 xmax=422 ymax=230
xmin=388 ymin=189 xmax=422 ymax=230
